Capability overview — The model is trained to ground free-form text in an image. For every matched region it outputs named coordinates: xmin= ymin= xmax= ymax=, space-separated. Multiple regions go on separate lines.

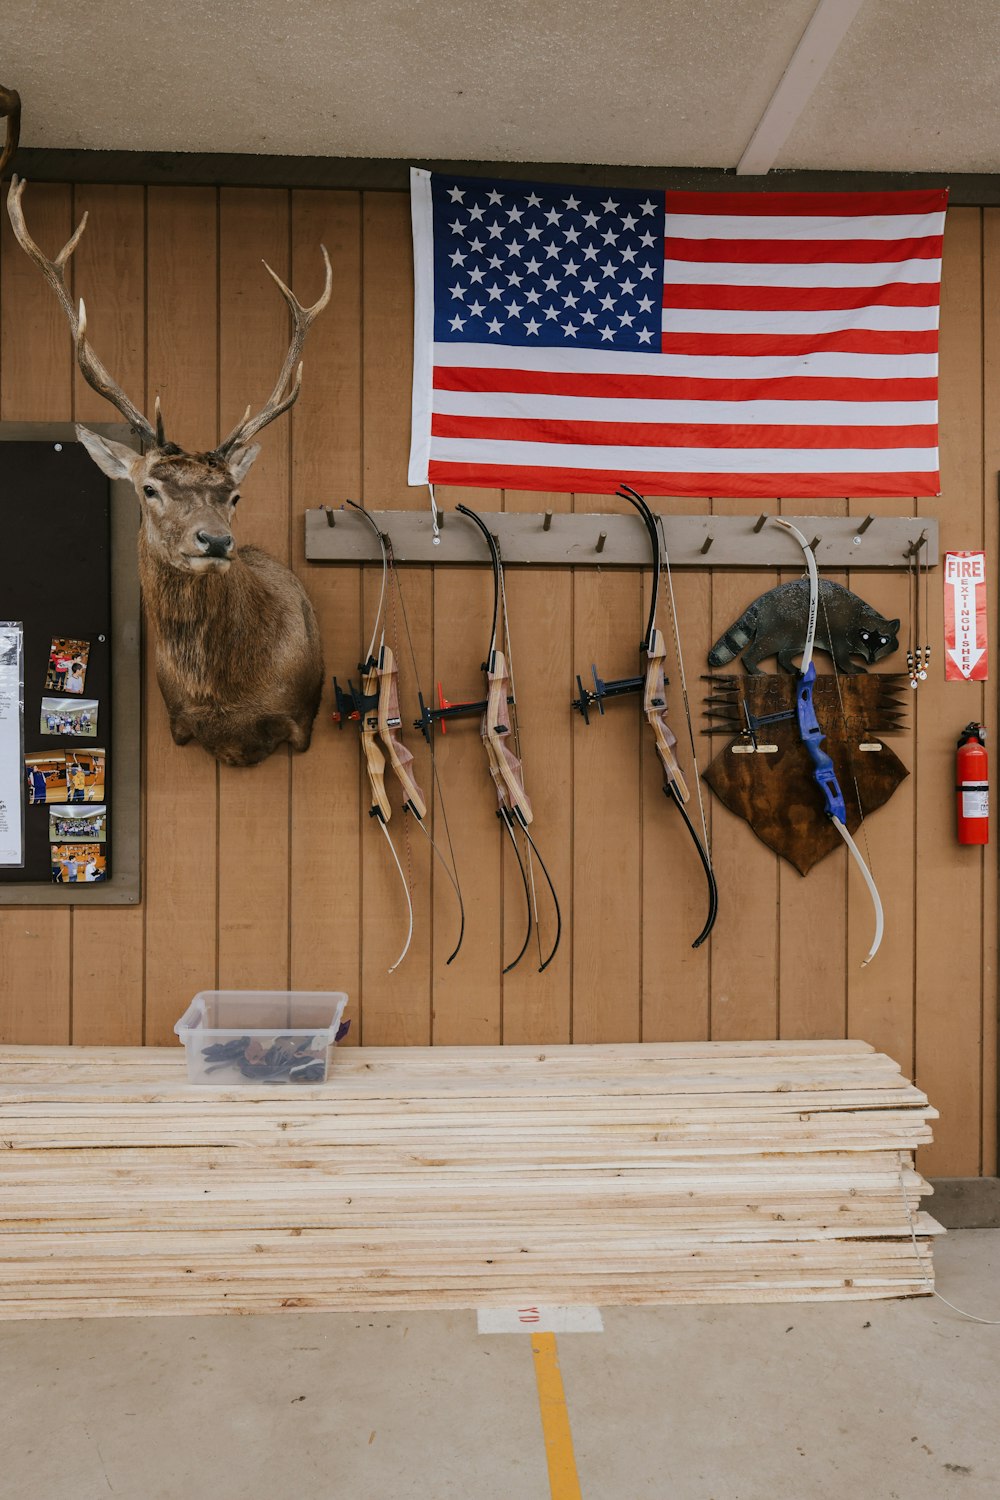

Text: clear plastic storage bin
xmin=174 ymin=990 xmax=349 ymax=1085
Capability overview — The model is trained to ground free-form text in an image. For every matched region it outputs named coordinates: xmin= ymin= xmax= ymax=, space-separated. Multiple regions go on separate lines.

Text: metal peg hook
xmin=543 ymin=511 xmax=553 ymax=531
xmin=855 ymin=514 xmax=875 ymax=535
xmin=905 ymin=529 xmax=928 ymax=557
xmin=596 ymin=530 xmax=608 ymax=553
xmin=700 ymin=534 xmax=714 ymax=554
xmin=752 ymin=514 xmax=768 ymax=533
xmin=324 ymin=506 xmax=336 ymax=528
xmin=809 ymin=536 xmax=822 ymax=553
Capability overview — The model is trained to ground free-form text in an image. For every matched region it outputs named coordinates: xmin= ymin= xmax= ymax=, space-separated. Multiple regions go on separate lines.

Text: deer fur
xmin=7 ymin=175 xmax=331 ymax=768
xmin=79 ymin=434 xmax=324 ymax=767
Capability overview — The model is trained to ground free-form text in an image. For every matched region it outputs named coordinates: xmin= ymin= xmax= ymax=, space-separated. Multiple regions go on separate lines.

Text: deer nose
xmin=195 ymin=530 xmax=234 ymax=559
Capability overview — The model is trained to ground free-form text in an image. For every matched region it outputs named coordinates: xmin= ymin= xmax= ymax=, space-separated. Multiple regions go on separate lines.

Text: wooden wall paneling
xmin=143 ymin=188 xmax=220 ymax=1043
xmin=288 ymin=190 xmax=363 ymax=1028
xmin=845 ymin=496 xmax=916 ymax=1076
xmin=778 ymin=496 xmax=848 ymax=1038
xmin=70 ymin=183 xmax=146 ymax=1043
xmin=216 ymin=189 xmax=292 ymax=991
xmin=916 ymin=207 xmax=985 ymax=1175
xmin=981 ymin=206 xmax=1000 ymax=1175
xmin=706 ymin=498 xmax=780 ymax=1040
xmin=500 ymin=489 xmax=573 ymax=1044
xmin=572 ymin=490 xmax=642 ymax=1042
xmin=359 ymin=190 xmax=433 ymax=1043
xmin=642 ymin=498 xmax=712 ymax=1042
xmin=0 ymin=183 xmax=73 ymax=1041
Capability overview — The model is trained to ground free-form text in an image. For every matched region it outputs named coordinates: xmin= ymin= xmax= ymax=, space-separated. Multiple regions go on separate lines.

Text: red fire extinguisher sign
xmin=956 ymin=723 xmax=989 ymax=845
xmin=944 ymin=551 xmax=988 ymax=681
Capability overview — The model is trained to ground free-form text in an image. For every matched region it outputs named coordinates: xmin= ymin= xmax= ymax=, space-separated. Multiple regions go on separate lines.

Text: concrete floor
xmin=2 ymin=1230 xmax=998 ymax=1500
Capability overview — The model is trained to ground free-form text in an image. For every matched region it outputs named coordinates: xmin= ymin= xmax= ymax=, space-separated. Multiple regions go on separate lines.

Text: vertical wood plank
xmin=916 ymin=207 xmax=984 ymax=1175
xmin=501 ymin=489 xmax=573 ymax=1045
xmin=143 ymin=187 xmax=219 ymax=1043
xmin=573 ymin=553 xmax=642 ymax=1043
xmin=359 ymin=191 xmax=435 ymax=1044
xmin=981 ymin=207 xmax=1000 ymax=1175
xmin=216 ymin=188 xmax=291 ymax=991
xmin=845 ymin=496 xmax=915 ymax=1076
xmin=0 ymin=183 xmax=73 ymax=1042
xmin=642 ymin=497 xmax=713 ymax=1043
xmin=70 ymin=183 xmax=146 ymax=1044
xmin=778 ymin=496 xmax=848 ymax=1038
xmin=707 ymin=499 xmax=779 ymax=1041
xmin=289 ymin=190 xmax=363 ymax=1032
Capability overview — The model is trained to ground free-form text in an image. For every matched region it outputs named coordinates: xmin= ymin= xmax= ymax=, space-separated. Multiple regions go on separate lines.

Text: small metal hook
xmin=905 ymin=529 xmax=928 ymax=557
xmin=809 ymin=536 xmax=822 ymax=553
xmin=596 ymin=530 xmax=607 ymax=554
xmin=752 ymin=514 xmax=768 ymax=533
xmin=543 ymin=511 xmax=553 ymax=532
xmin=324 ymin=505 xmax=336 ymax=528
xmin=856 ymin=514 xmax=875 ymax=535
xmin=700 ymin=534 xmax=714 ymax=554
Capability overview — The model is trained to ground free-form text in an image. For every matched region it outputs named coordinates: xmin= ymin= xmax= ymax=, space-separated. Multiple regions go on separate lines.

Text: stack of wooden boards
xmin=0 ymin=1040 xmax=940 ymax=1319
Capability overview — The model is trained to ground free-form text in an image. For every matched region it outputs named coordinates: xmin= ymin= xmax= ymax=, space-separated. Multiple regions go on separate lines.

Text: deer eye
xmin=230 ymin=493 xmax=240 ymax=507
xmin=142 ymin=485 xmax=157 ymax=499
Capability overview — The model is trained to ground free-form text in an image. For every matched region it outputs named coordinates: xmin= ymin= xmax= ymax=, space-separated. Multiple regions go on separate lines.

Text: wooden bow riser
xmin=702 ymin=673 xmax=909 ymax=876
xmin=358 ymin=662 xmax=392 ymax=823
xmin=377 ymin=643 xmax=427 ymax=819
xmin=483 ymin=651 xmax=533 ymax=825
xmin=643 ymin=628 xmax=690 ymax=803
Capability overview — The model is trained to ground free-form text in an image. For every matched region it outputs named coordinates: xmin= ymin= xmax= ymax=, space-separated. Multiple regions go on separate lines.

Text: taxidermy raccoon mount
xmin=708 ymin=579 xmax=899 ymax=675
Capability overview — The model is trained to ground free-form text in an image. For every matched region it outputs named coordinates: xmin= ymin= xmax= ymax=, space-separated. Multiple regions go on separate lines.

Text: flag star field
xmin=409 ymin=168 xmax=948 ymax=498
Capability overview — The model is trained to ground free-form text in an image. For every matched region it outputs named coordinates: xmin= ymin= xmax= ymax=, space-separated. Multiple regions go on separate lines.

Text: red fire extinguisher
xmin=956 ymin=723 xmax=989 ymax=845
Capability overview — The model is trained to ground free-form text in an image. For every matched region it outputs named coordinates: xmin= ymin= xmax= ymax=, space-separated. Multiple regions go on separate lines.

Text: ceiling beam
xmin=736 ymin=0 xmax=867 ymax=177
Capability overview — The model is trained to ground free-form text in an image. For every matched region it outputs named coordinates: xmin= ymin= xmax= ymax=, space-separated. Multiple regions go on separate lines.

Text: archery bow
xmin=333 ymin=501 xmax=465 ymax=968
xmin=572 ymin=485 xmax=718 ymax=948
xmin=771 ymin=517 xmax=884 ymax=968
xmin=413 ymin=503 xmax=562 ymax=973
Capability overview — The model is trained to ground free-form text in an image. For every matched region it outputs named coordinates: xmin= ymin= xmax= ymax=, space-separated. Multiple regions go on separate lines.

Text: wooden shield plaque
xmin=702 ymin=673 xmax=909 ymax=876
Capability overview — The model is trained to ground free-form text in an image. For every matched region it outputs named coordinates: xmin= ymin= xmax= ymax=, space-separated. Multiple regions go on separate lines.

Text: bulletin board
xmin=0 ymin=424 xmax=141 ymax=905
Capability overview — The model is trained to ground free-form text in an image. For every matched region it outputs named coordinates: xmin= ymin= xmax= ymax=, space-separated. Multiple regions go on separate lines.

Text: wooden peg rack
xmin=304 ymin=506 xmax=939 ymax=570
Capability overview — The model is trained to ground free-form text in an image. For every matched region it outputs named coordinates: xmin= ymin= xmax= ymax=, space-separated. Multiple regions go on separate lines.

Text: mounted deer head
xmin=7 ymin=175 xmax=332 ymax=767
xmin=0 ymin=87 xmax=19 ymax=180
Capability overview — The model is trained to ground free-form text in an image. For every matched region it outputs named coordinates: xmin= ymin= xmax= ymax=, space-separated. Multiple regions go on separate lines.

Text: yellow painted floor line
xmin=531 ymin=1331 xmax=583 ymax=1500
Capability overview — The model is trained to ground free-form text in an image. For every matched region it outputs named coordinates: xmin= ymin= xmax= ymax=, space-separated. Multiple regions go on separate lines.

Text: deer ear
xmin=227 ymin=444 xmax=261 ymax=485
xmin=75 ymin=426 xmax=140 ymax=480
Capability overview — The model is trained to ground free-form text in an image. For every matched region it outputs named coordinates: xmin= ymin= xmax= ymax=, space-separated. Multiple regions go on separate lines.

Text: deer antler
xmin=216 ymin=247 xmax=333 ymax=456
xmin=0 ymin=87 xmax=20 ymax=180
xmin=6 ymin=175 xmax=158 ymax=445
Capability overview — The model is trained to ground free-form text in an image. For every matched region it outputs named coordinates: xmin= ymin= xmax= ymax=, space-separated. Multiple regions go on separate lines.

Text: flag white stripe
xmin=665 ymin=211 xmax=946 ymax=241
xmin=432 ymin=389 xmax=938 ymax=427
xmin=661 ymin=305 xmax=941 ymax=335
xmin=664 ymin=258 xmax=942 ymax=288
xmin=428 ymin=436 xmax=939 ymax=475
xmin=432 ymin=342 xmax=937 ymax=380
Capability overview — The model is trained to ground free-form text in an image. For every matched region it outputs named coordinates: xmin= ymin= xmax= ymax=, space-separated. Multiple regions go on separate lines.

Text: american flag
xmin=408 ymin=169 xmax=947 ymax=498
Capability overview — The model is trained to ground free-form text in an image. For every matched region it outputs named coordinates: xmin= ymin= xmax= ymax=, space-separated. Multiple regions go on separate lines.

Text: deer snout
xmin=195 ymin=530 xmax=235 ymax=559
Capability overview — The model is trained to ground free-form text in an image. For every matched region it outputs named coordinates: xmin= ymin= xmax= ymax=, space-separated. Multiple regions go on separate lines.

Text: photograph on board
xmin=49 ymin=804 xmax=107 ymax=843
xmin=51 ymin=843 xmax=106 ymax=883
xmin=25 ymin=751 xmax=68 ymax=804
xmin=44 ymin=639 xmax=90 ymax=694
xmin=40 ymin=697 xmax=98 ymax=737
xmin=65 ymin=749 xmax=105 ymax=803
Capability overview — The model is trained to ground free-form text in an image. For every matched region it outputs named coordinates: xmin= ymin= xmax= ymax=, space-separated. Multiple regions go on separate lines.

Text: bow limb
xmin=663 ymin=782 xmax=719 ymax=948
xmin=833 ymin=817 xmax=884 ymax=968
xmin=374 ymin=815 xmax=414 ymax=973
xmin=770 ymin=516 xmax=882 ymax=968
xmin=497 ymin=806 xmax=533 ymax=974
xmin=514 ymin=815 xmax=563 ymax=972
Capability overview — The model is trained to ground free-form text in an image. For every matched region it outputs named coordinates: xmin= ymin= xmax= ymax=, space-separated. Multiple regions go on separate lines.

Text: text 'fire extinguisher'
xmin=956 ymin=723 xmax=989 ymax=846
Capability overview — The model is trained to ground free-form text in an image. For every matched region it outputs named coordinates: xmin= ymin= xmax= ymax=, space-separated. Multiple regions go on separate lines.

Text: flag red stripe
xmin=664 ymin=235 xmax=943 ymax=264
xmin=433 ymin=365 xmax=938 ymax=403
xmin=431 ymin=414 xmax=937 ymax=450
xmin=660 ymin=330 xmax=939 ymax=357
xmin=663 ymin=282 xmax=941 ymax=311
xmin=665 ymin=189 xmax=948 ymax=216
xmin=426 ymin=461 xmax=940 ymax=498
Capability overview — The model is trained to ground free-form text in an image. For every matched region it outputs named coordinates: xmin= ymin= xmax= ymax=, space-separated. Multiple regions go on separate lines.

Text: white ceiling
xmin=6 ymin=0 xmax=999 ymax=172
